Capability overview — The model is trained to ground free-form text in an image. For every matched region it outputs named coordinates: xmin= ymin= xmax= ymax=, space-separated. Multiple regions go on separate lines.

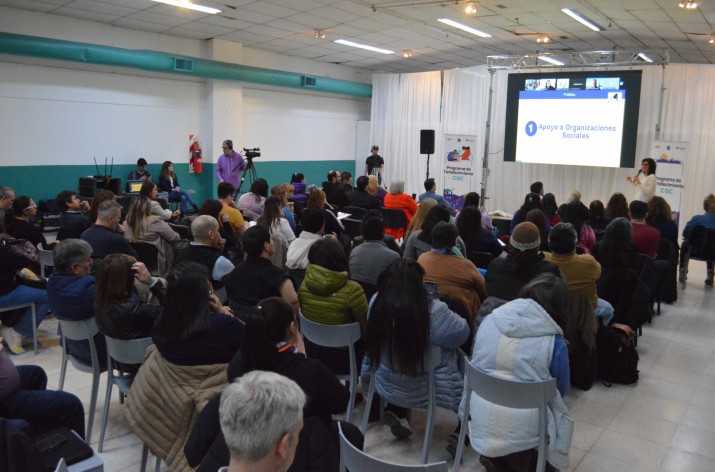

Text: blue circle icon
xmin=525 ymin=121 xmax=537 ymax=137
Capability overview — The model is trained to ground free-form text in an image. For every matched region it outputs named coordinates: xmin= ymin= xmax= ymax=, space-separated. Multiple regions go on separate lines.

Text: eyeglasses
xmin=23 ymin=204 xmax=37 ymax=212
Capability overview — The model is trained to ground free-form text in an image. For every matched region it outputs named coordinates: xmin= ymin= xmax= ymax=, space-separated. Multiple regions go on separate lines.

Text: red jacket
xmin=384 ymin=193 xmax=418 ymax=240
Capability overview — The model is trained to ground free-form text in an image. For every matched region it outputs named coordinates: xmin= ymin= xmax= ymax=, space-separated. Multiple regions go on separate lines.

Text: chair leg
xmin=361 ymin=375 xmax=376 ymax=435
xmin=58 ymin=348 xmax=68 ymax=391
xmin=154 ymin=456 xmax=161 ymax=472
xmin=422 ymin=401 xmax=435 ymax=464
xmin=98 ymin=376 xmax=113 ymax=452
xmin=453 ymin=412 xmax=469 ymax=472
xmin=141 ymin=443 xmax=149 ymax=472
xmin=31 ymin=304 xmax=38 ymax=354
xmin=86 ymin=370 xmax=100 ymax=444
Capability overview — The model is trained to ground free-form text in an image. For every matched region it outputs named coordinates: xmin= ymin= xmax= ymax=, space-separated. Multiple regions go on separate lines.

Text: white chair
xmin=299 ymin=313 xmax=361 ymax=422
xmin=98 ymin=336 xmax=153 ymax=452
xmin=37 ymin=242 xmax=55 ymax=278
xmin=338 ymin=422 xmax=447 ymax=472
xmin=361 ymin=345 xmax=441 ymax=464
xmin=0 ymin=302 xmax=38 ymax=354
xmin=452 ymin=360 xmax=557 ymax=472
xmin=58 ymin=317 xmax=106 ymax=444
xmin=54 ymin=458 xmax=68 ymax=472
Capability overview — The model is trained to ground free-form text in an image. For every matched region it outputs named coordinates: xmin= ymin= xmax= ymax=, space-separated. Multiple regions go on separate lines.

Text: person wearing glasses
xmin=7 ymin=196 xmax=54 ymax=249
xmin=216 ymin=139 xmax=247 ymax=196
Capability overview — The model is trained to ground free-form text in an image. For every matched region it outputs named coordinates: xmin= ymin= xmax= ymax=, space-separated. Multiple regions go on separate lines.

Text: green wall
xmin=2 ymin=160 xmax=354 ymax=203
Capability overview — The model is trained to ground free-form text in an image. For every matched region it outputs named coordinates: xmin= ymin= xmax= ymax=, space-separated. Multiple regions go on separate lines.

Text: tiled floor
xmin=12 ymin=262 xmax=715 ymax=471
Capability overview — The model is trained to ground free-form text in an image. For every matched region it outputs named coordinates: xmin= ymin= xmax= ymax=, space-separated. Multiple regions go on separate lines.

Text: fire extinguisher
xmin=189 ymin=134 xmax=203 ymax=174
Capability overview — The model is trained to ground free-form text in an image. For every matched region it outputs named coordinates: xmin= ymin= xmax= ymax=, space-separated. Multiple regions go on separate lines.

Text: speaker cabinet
xmin=420 ymin=129 xmax=435 ymax=154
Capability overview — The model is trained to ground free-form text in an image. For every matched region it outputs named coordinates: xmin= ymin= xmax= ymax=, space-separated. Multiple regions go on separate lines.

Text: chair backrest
xmin=690 ymin=226 xmax=715 ymax=259
xmin=344 ymin=206 xmax=368 ymax=220
xmin=130 ymin=242 xmax=159 ymax=273
xmin=58 ymin=317 xmax=100 ymax=342
xmin=465 ymin=361 xmax=557 ymax=410
xmin=169 ymin=223 xmax=191 ymax=240
xmin=299 ymin=313 xmax=361 ymax=349
xmin=381 ymin=208 xmax=408 ymax=231
xmin=54 ymin=458 xmax=68 ymax=472
xmin=105 ymin=336 xmax=153 ymax=366
xmin=467 ymin=250 xmax=494 ymax=270
xmin=343 ymin=218 xmax=363 ymax=239
xmin=338 ymin=422 xmax=447 ymax=472
xmin=38 ymin=243 xmax=55 ymax=278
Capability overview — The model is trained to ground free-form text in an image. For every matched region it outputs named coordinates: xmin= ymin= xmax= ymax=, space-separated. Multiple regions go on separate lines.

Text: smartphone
xmin=36 ymin=432 xmax=67 ymax=454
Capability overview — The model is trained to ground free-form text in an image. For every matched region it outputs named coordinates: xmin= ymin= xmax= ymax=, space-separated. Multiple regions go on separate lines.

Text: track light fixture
xmin=678 ymin=1 xmax=697 ymax=9
xmin=314 ymin=30 xmax=326 ymax=39
xmin=401 ymin=50 xmax=413 ymax=57
xmin=465 ymin=3 xmax=477 ymax=15
xmin=710 ymin=36 xmax=714 ymax=44
xmin=536 ymin=35 xmax=550 ymax=43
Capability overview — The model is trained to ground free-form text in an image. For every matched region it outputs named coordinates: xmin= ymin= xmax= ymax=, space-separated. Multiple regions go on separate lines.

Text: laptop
xmin=126 ymin=180 xmax=143 ymax=194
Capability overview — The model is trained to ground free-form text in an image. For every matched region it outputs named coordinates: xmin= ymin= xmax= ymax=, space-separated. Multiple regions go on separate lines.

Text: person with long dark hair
xmin=605 ymin=192 xmax=630 ymax=220
xmin=361 ymin=259 xmax=469 ymax=442
xmin=486 ymin=222 xmax=561 ymax=301
xmin=457 ymin=205 xmax=503 ymax=258
xmin=510 ymin=193 xmax=551 ymax=234
xmin=152 ymin=261 xmax=242 ymax=366
xmin=140 ymin=181 xmax=180 ymax=221
xmin=524 ymin=208 xmax=550 ymax=252
xmin=542 ymin=193 xmax=560 ymax=227
xmin=627 ymin=157 xmax=657 ymax=202
xmin=592 ymin=218 xmax=640 ymax=272
xmin=587 ymin=199 xmax=611 ymax=232
xmin=157 ymin=161 xmax=198 ymax=215
xmin=559 ymin=201 xmax=596 ymax=254
xmin=257 ymin=196 xmax=295 ymax=247
xmin=468 ymin=274 xmax=572 ymax=472
xmin=237 ymin=178 xmax=269 ymax=221
xmin=647 ymin=196 xmax=679 ymax=248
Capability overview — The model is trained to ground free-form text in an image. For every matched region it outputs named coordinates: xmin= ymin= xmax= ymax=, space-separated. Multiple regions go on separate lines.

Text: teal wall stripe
xmin=3 ymin=160 xmax=355 ymax=204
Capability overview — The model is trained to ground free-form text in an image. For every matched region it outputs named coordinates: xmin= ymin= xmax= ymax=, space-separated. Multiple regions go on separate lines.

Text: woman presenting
xmin=627 ymin=158 xmax=657 ymax=202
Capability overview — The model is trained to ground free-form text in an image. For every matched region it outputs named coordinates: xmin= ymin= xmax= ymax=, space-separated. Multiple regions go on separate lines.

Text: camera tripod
xmin=235 ymin=157 xmax=259 ymax=197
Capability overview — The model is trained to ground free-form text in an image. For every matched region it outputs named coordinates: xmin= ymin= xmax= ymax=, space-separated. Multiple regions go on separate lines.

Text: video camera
xmin=243 ymin=147 xmax=261 ymax=159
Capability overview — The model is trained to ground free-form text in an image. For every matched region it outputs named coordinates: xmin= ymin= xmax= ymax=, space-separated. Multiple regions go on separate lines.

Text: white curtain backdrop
xmin=370 ymin=71 xmax=441 ymax=194
xmin=371 ymin=63 xmax=714 ymax=229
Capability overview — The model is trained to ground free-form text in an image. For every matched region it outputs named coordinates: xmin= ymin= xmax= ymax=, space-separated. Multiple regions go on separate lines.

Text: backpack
xmin=596 ymin=323 xmax=639 ymax=386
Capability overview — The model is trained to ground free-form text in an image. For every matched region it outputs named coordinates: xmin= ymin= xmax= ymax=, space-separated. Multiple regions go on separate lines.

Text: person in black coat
xmin=7 ymin=196 xmax=53 ymax=250
xmin=348 ymin=176 xmax=381 ymax=210
xmin=184 ymin=297 xmax=363 ymax=472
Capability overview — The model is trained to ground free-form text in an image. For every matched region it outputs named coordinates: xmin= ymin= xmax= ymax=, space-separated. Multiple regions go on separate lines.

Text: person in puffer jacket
xmin=360 ymin=259 xmax=469 ymax=441
xmin=466 ymin=273 xmax=573 ymax=472
xmin=298 ymin=237 xmax=368 ymax=375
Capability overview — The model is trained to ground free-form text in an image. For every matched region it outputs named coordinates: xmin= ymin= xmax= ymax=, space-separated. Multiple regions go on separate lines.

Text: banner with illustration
xmin=442 ymin=134 xmax=478 ymax=211
xmin=651 ymin=140 xmax=687 ymax=226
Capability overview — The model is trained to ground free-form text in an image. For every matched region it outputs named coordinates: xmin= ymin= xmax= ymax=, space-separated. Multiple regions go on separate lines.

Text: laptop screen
xmin=127 ymin=180 xmax=143 ymax=193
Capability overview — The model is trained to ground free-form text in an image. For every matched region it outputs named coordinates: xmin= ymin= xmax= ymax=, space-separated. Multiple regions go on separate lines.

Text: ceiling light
xmin=678 ymin=1 xmax=698 ymax=9
xmin=538 ymin=55 xmax=565 ymax=66
xmin=561 ymin=8 xmax=601 ymax=32
xmin=536 ymin=35 xmax=550 ymax=43
xmin=334 ymin=39 xmax=394 ymax=55
xmin=710 ymin=36 xmax=714 ymax=44
xmin=438 ymin=18 xmax=491 ymax=38
xmin=465 ymin=3 xmax=478 ymax=15
xmin=401 ymin=50 xmax=413 ymax=58
xmin=314 ymin=29 xmax=326 ymax=39
xmin=638 ymin=52 xmax=653 ymax=62
xmin=151 ymin=0 xmax=221 ymax=14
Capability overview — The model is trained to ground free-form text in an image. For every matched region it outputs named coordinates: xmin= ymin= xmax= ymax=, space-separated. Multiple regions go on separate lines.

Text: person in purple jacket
xmin=216 ymin=140 xmax=247 ymax=195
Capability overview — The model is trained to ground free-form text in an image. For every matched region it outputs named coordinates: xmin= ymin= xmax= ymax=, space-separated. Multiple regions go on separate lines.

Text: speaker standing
xmin=365 ymin=145 xmax=384 ymax=186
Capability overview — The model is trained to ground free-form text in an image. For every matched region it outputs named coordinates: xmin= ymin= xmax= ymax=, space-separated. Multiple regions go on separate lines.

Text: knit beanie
xmin=510 ymin=222 xmax=541 ymax=251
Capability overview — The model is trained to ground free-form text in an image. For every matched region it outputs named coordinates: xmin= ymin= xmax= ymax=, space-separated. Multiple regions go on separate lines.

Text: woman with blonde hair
xmin=271 ymin=184 xmax=297 ymax=231
xmin=367 ymin=175 xmax=387 ymax=205
xmin=122 ymin=196 xmax=179 ymax=275
xmin=406 ymin=198 xmax=437 ymax=239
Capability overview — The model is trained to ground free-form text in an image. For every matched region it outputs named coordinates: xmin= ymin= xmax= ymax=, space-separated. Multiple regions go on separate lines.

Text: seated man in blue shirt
xmin=80 ymin=199 xmax=137 ymax=260
xmin=418 ymin=178 xmax=453 ymax=214
xmin=681 ymin=193 xmax=715 ymax=286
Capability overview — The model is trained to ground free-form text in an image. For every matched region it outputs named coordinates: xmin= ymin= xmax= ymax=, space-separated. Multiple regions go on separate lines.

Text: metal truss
xmin=487 ymin=50 xmax=669 ymax=69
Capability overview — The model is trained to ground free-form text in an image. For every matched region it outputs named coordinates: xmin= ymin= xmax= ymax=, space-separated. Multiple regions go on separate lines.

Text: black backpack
xmin=596 ymin=324 xmax=639 ymax=386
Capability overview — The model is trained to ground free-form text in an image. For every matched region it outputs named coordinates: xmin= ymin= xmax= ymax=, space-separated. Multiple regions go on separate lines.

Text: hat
xmin=510 ymin=222 xmax=541 ymax=252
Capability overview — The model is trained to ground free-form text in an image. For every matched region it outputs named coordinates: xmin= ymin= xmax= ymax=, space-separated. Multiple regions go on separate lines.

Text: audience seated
xmin=57 ymin=190 xmax=90 ymax=240
xmin=542 ymin=193 xmax=560 ymax=227
xmin=198 ymin=200 xmax=243 ymax=263
xmin=0 ymin=239 xmax=50 ymax=354
xmin=290 ymin=173 xmax=308 ymax=203
xmin=405 ymin=198 xmax=437 ymax=240
xmin=122 ymin=196 xmax=179 ymax=275
xmin=0 ymin=186 xmax=14 ymax=233
xmin=559 ymin=201 xmax=596 ymax=254
xmin=219 ymin=371 xmax=305 ymax=472
xmin=0 ymin=350 xmax=85 ymax=439
xmin=323 ymin=170 xmax=350 ymax=209
xmin=81 ymin=200 xmax=137 ymax=259
xmin=530 ymin=181 xmax=545 ymax=197
xmin=418 ymin=178 xmax=451 ymax=211
xmin=157 ymin=160 xmax=199 ymax=215
xmin=361 ymin=260 xmax=469 ymax=441
xmin=456 ymin=205 xmax=503 ymax=258
xmin=47 ymin=239 xmax=107 ymax=367
xmin=405 ymin=205 xmax=466 ymax=261
xmin=341 ymin=172 xmax=354 ymax=195
xmin=681 ymin=193 xmax=715 ymax=286
xmin=417 ymin=222 xmax=487 ymax=320
xmin=87 ymin=190 xmax=117 ymax=226
xmin=175 ymin=215 xmax=235 ymax=290
xmin=127 ymin=157 xmax=152 ymax=183
xmin=349 ymin=215 xmax=401 ymax=286
xmin=141 ymin=181 xmax=179 ymax=222
xmin=630 ymin=200 xmax=660 ymax=259
xmin=94 ymin=254 xmax=163 ymax=340
xmin=271 ymin=184 xmax=297 ymax=232
xmin=647 ymin=196 xmax=679 ymax=249
xmin=217 ymin=182 xmax=247 ymax=236
xmin=510 ymin=193 xmax=551 ymax=234
xmin=587 ymin=199 xmax=611 ymax=232
xmin=383 ymin=181 xmax=418 ymax=240
xmin=468 ymin=274 xmax=572 ymax=472
xmin=298 ymin=238 xmax=368 ymax=375
xmin=7 ymin=196 xmax=52 ymax=249
xmin=151 ymin=261 xmax=243 ymax=366
xmin=186 ymin=298 xmax=362 ymax=472
xmin=306 ymin=188 xmax=344 ymax=238
xmin=605 ymin=192 xmax=630 ymax=219
xmin=545 ymin=223 xmax=614 ymax=326
xmin=348 ymin=176 xmax=381 ymax=210
xmin=237 ymin=178 xmax=268 ymax=221
xmin=524 ymin=208 xmax=551 ymax=252
xmin=457 ymin=192 xmax=493 ymax=232
xmin=286 ymin=209 xmax=324 ymax=271
xmin=592 ymin=218 xmax=641 ymax=273
xmin=485 ymin=222 xmax=561 ymax=301
xmin=367 ymin=175 xmax=387 ymax=205
xmin=223 ymin=225 xmax=299 ymax=317
xmin=258 ymin=196 xmax=296 ymax=247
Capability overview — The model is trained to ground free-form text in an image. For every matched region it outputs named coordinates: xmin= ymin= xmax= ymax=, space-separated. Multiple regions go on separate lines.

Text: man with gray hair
xmin=0 ymin=185 xmax=15 ymax=233
xmin=219 ymin=371 xmax=305 ymax=472
xmin=174 ymin=214 xmax=234 ymax=289
xmin=47 ymin=239 xmax=107 ymax=366
xmin=80 ymin=199 xmax=137 ymax=259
